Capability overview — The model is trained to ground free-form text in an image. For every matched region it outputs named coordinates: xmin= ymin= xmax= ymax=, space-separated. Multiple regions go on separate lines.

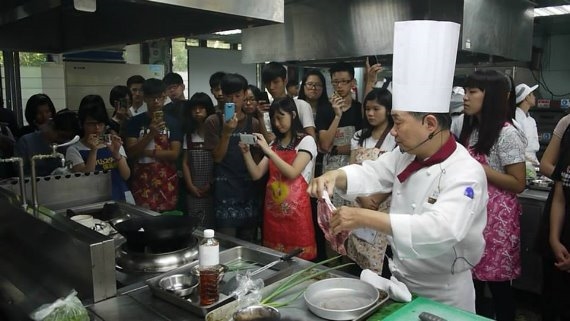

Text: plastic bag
xmin=234 ymin=271 xmax=265 ymax=310
xmin=30 ymin=290 xmax=89 ymax=321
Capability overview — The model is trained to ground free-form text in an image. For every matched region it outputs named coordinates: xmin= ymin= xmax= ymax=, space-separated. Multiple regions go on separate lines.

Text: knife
xmin=418 ymin=312 xmax=447 ymax=321
xmin=251 ymin=248 xmax=304 ymax=276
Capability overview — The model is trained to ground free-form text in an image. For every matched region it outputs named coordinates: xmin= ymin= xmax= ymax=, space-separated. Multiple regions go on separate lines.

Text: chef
xmin=307 ymin=20 xmax=488 ymax=312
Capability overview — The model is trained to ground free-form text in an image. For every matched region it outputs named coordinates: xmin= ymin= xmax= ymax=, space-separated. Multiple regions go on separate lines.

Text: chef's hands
xmin=356 ymin=196 xmax=379 ymax=210
xmin=551 ymin=240 xmax=570 ymax=272
xmin=331 ymin=206 xmax=363 ymax=234
xmin=307 ymin=170 xmax=344 ymax=199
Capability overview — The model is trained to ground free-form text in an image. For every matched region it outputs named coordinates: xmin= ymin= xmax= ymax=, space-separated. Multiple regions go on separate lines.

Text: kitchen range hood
xmin=0 ymin=0 xmax=284 ymax=53
xmin=242 ymin=0 xmax=534 ymax=66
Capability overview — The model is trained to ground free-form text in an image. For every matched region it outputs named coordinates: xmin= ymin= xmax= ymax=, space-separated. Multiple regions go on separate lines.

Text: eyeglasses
xmin=305 ymin=82 xmax=323 ymax=89
xmin=244 ymin=97 xmax=257 ymax=103
xmin=331 ymin=79 xmax=352 ymax=86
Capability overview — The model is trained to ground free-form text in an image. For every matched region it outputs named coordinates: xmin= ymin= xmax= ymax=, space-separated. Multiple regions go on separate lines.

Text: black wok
xmin=112 ymin=215 xmax=197 ymax=252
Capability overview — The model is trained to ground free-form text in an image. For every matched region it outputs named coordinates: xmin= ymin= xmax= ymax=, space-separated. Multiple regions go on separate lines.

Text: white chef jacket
xmin=515 ymin=107 xmax=540 ymax=165
xmin=340 ymin=142 xmax=488 ymax=312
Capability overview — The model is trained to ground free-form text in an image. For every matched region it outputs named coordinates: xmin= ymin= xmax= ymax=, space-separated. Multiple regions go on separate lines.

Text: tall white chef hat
xmin=392 ymin=20 xmax=461 ymax=113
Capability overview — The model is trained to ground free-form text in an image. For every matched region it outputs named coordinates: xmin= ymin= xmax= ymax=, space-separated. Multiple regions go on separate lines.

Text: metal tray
xmin=205 ymin=270 xmax=389 ymax=321
xmin=146 ymin=246 xmax=299 ymax=316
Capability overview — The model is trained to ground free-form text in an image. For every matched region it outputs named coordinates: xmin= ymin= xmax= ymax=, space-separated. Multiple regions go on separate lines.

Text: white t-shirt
xmin=350 ymin=129 xmax=397 ymax=151
xmin=515 ymin=107 xmax=540 ymax=164
xmin=183 ymin=133 xmax=205 ymax=149
xmin=293 ymin=98 xmax=315 ymax=130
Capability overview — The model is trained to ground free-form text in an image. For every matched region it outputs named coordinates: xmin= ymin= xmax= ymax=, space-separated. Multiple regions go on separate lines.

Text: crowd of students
xmin=0 ymin=57 xmax=568 ymax=320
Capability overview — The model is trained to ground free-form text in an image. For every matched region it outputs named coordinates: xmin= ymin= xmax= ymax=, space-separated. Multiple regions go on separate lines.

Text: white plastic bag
xmin=30 ymin=290 xmax=89 ymax=321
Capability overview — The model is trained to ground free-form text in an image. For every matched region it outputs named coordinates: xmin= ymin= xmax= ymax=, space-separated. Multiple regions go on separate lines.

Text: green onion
xmin=260 ymin=256 xmax=353 ymax=306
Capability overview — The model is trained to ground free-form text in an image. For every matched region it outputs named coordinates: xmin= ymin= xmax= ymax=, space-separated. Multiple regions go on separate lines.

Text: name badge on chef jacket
xmin=352 ymin=228 xmax=377 ymax=244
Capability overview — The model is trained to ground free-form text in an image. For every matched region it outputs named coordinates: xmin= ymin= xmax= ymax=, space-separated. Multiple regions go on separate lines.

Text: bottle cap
xmin=204 ymin=229 xmax=214 ymax=238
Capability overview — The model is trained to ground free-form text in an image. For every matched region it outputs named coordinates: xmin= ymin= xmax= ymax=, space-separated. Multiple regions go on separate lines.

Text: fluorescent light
xmin=534 ymin=5 xmax=570 ymax=17
xmin=214 ymin=29 xmax=242 ymax=36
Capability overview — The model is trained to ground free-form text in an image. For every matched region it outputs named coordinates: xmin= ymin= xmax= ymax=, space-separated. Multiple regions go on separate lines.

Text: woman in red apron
xmin=239 ymin=97 xmax=317 ymax=260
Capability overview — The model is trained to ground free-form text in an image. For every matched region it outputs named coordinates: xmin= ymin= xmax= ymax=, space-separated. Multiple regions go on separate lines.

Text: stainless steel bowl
xmin=304 ymin=278 xmax=379 ymax=320
xmin=233 ymin=305 xmax=281 ymax=321
xmin=158 ymin=274 xmax=198 ymax=297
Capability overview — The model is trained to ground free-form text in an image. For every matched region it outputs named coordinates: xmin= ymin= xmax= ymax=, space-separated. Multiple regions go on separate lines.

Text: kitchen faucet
xmin=0 ymin=156 xmax=26 ymax=208
xmin=30 ymin=135 xmax=80 ymax=212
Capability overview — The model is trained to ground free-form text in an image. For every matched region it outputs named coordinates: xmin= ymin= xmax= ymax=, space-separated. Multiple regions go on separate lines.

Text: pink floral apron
xmin=469 ymin=148 xmax=521 ymax=281
xmin=263 ymin=143 xmax=317 ymax=261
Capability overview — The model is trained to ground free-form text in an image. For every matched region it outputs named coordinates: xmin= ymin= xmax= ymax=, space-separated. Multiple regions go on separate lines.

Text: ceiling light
xmin=534 ymin=5 xmax=570 ymax=17
xmin=214 ymin=29 xmax=242 ymax=36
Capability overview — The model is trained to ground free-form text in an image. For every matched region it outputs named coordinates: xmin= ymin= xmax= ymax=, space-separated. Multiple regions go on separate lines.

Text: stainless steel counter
xmin=518 ymin=188 xmax=549 ymax=202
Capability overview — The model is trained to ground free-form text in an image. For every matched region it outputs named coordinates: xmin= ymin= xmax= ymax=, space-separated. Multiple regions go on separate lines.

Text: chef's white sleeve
xmin=341 ymin=150 xmax=399 ymax=200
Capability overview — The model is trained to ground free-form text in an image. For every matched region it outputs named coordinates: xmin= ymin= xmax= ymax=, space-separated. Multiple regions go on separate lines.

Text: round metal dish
xmin=304 ymin=278 xmax=379 ymax=321
xmin=158 ymin=274 xmax=198 ymax=297
xmin=233 ymin=305 xmax=281 ymax=321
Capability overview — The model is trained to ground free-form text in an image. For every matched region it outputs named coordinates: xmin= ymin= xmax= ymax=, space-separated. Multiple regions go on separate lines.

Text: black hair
xmin=459 ymin=69 xmax=510 ymax=155
xmin=78 ymin=95 xmax=109 ymax=128
xmin=269 ymin=96 xmax=304 ymax=141
xmin=247 ymin=85 xmax=263 ymax=102
xmin=329 ymin=61 xmax=355 ymax=79
xmin=53 ymin=110 xmax=80 ymax=135
xmin=221 ymin=73 xmax=248 ymax=95
xmin=109 ymin=85 xmax=131 ymax=108
xmin=126 ymin=75 xmax=145 ymax=88
xmin=262 ymin=62 xmax=287 ymax=84
xmin=24 ymin=93 xmax=57 ymax=126
xmin=163 ymin=72 xmax=184 ymax=86
xmin=209 ymin=71 xmax=226 ymax=89
xmin=355 ymin=88 xmax=393 ymax=146
xmin=505 ymin=74 xmax=517 ymax=119
xmin=298 ymin=69 xmax=330 ymax=107
xmin=79 ymin=95 xmax=106 ymax=112
xmin=184 ymin=92 xmax=215 ymax=136
xmin=142 ymin=78 xmax=166 ymax=97
xmin=286 ymin=80 xmax=298 ymax=89
xmin=408 ymin=112 xmax=452 ymax=131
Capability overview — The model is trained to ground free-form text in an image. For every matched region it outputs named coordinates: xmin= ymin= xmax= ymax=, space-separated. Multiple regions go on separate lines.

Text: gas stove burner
xmin=123 ymin=237 xmax=198 ymax=254
xmin=116 ymin=236 xmax=199 ymax=273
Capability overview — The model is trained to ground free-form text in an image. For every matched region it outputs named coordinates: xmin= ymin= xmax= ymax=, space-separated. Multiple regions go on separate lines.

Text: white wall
xmin=187 ymin=47 xmax=257 ymax=102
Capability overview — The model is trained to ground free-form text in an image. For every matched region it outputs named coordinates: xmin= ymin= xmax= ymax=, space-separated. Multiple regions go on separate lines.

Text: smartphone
xmin=259 ymin=92 xmax=270 ymax=104
xmin=224 ymin=103 xmax=235 ymax=122
xmin=367 ymin=55 xmax=379 ymax=66
xmin=153 ymin=110 xmax=164 ymax=122
xmin=240 ymin=133 xmax=257 ymax=145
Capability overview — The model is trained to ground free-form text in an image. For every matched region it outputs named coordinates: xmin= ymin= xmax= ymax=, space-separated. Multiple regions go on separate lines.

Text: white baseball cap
xmin=515 ymin=83 xmax=539 ymax=104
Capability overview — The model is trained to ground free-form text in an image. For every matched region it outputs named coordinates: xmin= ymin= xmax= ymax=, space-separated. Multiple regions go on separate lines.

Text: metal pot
xmin=304 ymin=278 xmax=379 ymax=321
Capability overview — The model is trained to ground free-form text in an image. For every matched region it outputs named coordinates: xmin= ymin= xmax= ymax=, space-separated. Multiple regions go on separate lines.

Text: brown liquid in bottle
xmin=199 ymin=267 xmax=220 ymax=305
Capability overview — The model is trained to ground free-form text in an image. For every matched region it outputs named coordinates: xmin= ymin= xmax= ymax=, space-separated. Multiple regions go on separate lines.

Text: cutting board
xmin=379 ymin=297 xmax=491 ymax=321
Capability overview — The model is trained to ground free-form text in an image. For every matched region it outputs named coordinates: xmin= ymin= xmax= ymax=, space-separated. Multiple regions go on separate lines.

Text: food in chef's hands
xmin=30 ymin=290 xmax=89 ymax=321
xmin=317 ymin=190 xmax=349 ymax=255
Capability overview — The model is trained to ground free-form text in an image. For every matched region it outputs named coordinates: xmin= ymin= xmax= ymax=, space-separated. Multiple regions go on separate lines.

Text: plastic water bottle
xmin=198 ymin=229 xmax=220 ymax=305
